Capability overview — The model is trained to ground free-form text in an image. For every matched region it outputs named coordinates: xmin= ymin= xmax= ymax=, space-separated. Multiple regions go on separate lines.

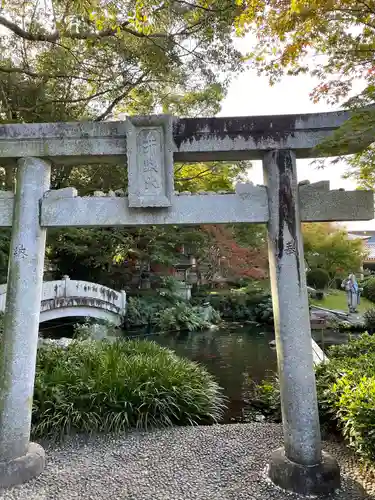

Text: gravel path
xmin=0 ymin=423 xmax=374 ymax=500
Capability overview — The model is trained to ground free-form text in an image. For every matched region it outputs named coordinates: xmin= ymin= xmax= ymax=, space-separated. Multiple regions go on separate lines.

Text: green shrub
xmin=330 ymin=375 xmax=375 ymax=460
xmin=125 ymin=294 xmax=178 ymax=328
xmin=306 ymin=268 xmax=330 ymax=289
xmin=327 ymin=332 xmax=375 ymax=359
xmin=74 ymin=320 xmax=119 ymax=340
xmin=363 ymin=308 xmax=375 ymax=332
xmin=362 ymin=276 xmax=375 ymax=303
xmin=248 ymin=378 xmax=281 ymax=422
xmin=156 ymin=302 xmax=211 ymax=332
xmin=208 ymin=288 xmax=272 ymax=323
xmin=33 ymin=339 xmax=225 ymax=439
xmin=252 ymin=295 xmax=274 ymax=324
xmin=251 ymin=334 xmax=375 ymax=461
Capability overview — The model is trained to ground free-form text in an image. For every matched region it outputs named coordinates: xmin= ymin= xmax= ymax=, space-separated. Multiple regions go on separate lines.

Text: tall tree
xmin=0 ymin=0 xmax=255 ymax=285
xmin=0 ymin=0 xmax=244 ymax=188
xmin=235 ymin=0 xmax=375 ymax=187
xmin=302 ymin=223 xmax=366 ymax=281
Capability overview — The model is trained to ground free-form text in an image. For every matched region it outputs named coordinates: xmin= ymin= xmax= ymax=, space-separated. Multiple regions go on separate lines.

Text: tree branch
xmin=16 ymin=83 xmax=129 ymax=112
xmin=0 ymin=15 xmax=167 ymax=42
xmin=0 ymin=64 xmax=98 ymax=81
xmin=94 ymin=74 xmax=148 ymax=121
xmin=176 ymin=168 xmax=213 ymax=182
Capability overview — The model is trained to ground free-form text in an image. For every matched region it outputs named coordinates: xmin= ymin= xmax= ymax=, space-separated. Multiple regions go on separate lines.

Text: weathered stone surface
xmin=173 ymin=110 xmax=361 ymax=161
xmin=268 ymin=447 xmax=340 ymax=496
xmin=0 ymin=110 xmax=365 ymax=165
xmin=310 ymin=305 xmax=365 ymax=330
xmin=311 ymin=338 xmax=327 ymax=365
xmin=0 ymin=442 xmax=45 ymax=489
xmin=0 ymin=191 xmax=13 ymax=198
xmin=40 ymin=190 xmax=270 ymax=227
xmin=126 ymin=115 xmax=174 ymax=207
xmin=0 ymin=121 xmax=128 ymax=165
xmin=0 ymin=194 xmax=13 ymax=227
xmin=39 ymin=185 xmax=373 ymax=228
xmin=43 ymin=187 xmax=77 ymax=199
xmin=0 ymin=158 xmax=50 ymax=462
xmin=263 ymin=150 xmax=322 ymax=468
xmin=0 ymin=278 xmax=126 ymax=326
xmin=299 ymin=182 xmax=374 ymax=222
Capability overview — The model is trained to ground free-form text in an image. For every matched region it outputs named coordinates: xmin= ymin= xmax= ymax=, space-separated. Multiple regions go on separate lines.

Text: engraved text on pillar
xmin=138 ymin=128 xmax=163 ymax=196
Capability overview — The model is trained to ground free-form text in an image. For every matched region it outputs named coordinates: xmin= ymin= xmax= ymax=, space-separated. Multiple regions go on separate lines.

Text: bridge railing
xmin=0 ymin=276 xmax=127 ymax=318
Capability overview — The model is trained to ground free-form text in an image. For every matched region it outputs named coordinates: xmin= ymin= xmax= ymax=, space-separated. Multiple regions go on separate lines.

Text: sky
xmin=217 ymin=38 xmax=373 ymax=233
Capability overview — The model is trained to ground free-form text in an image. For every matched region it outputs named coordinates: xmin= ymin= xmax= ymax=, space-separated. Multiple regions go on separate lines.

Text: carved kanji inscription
xmin=126 ymin=116 xmax=174 ymax=208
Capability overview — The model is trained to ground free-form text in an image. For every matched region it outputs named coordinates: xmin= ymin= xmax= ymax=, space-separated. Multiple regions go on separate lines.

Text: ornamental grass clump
xmin=32 ymin=339 xmax=225 ymax=439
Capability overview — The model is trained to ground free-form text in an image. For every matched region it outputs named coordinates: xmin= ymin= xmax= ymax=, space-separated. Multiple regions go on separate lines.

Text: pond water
xmin=40 ymin=320 xmax=359 ymax=423
xmin=133 ymin=326 xmax=359 ymax=422
xmin=137 ymin=325 xmax=278 ymax=422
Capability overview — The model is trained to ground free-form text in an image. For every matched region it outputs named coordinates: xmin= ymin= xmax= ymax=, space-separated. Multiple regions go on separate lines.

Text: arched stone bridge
xmin=0 ymin=276 xmax=127 ymax=325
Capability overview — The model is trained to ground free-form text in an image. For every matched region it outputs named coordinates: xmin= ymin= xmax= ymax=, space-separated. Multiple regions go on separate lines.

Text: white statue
xmin=341 ymin=273 xmax=361 ymax=314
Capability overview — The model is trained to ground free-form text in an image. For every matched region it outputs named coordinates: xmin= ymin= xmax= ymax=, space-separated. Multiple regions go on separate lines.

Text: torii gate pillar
xmin=0 ymin=157 xmax=49 ymax=487
xmin=263 ymin=150 xmax=340 ymax=495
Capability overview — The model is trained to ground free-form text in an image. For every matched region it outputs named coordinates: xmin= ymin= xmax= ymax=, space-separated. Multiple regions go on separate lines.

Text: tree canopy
xmin=0 ymin=0 xmax=271 ymax=288
xmin=0 ymin=0 xmax=242 ymax=122
xmin=302 ymin=223 xmax=366 ymax=280
xmin=235 ymin=0 xmax=375 ymax=188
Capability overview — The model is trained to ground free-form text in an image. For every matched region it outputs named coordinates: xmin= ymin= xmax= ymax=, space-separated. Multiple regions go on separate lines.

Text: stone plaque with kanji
xmin=126 ymin=115 xmax=174 ymax=208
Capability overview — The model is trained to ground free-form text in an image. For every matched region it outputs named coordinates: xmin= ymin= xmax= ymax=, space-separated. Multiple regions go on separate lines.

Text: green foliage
xmin=306 ymin=268 xmax=330 ymax=290
xmin=156 ymin=303 xmax=211 ymax=332
xmin=332 ymin=375 xmax=375 ymax=460
xmin=33 ymin=339 xmax=226 ymax=439
xmin=234 ymin=1 xmax=375 ymax=187
xmin=252 ymin=295 xmax=274 ymax=324
xmin=125 ymin=294 xmax=174 ymax=328
xmin=0 ymin=2 xmax=262 ymax=290
xmin=252 ymin=334 xmax=375 ymax=461
xmin=362 ymin=277 xmax=375 ymax=303
xmin=125 ymin=294 xmax=220 ymax=332
xmin=327 ymin=333 xmax=375 ymax=359
xmin=0 ymin=1 xmax=242 ymax=125
xmin=364 ymin=309 xmax=375 ymax=332
xmin=74 ymin=320 xmax=119 ymax=341
xmin=208 ymin=287 xmax=273 ymax=324
xmin=249 ymin=378 xmax=281 ymax=422
xmin=0 ymin=229 xmax=11 ymax=283
xmin=303 ymin=223 xmax=365 ymax=281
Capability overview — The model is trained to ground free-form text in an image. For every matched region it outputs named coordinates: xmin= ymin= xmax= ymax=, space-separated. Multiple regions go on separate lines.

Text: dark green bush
xmin=33 ymin=339 xmax=226 ymax=439
xmin=363 ymin=308 xmax=375 ymax=332
xmin=208 ymin=288 xmax=272 ymax=324
xmin=333 ymin=277 xmax=344 ymax=289
xmin=362 ymin=276 xmax=375 ymax=303
xmin=306 ymin=268 xmax=330 ymax=289
xmin=252 ymin=295 xmax=274 ymax=324
xmin=156 ymin=303 xmax=218 ymax=332
xmin=251 ymin=334 xmax=375 ymax=461
xmin=125 ymin=295 xmax=173 ymax=328
xmin=125 ymin=294 xmax=220 ymax=332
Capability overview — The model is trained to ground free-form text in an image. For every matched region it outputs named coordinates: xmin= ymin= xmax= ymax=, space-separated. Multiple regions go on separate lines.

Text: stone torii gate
xmin=0 ymin=112 xmax=372 ymax=494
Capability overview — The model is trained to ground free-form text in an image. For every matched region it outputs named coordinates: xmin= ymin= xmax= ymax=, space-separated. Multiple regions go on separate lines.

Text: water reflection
xmin=40 ymin=320 xmax=354 ymax=422
xmin=148 ymin=326 xmax=278 ymax=421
